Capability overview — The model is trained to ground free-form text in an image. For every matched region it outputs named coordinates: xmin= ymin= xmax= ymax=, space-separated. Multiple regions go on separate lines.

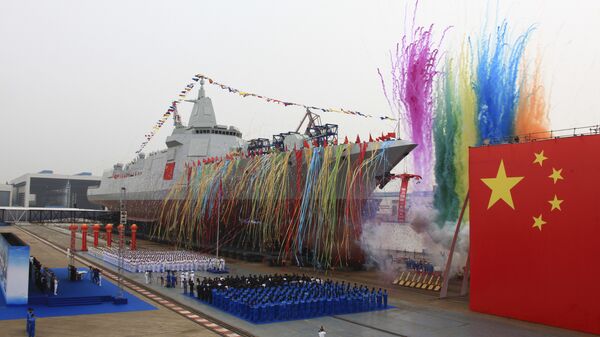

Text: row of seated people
xmin=192 ymin=273 xmax=389 ymax=323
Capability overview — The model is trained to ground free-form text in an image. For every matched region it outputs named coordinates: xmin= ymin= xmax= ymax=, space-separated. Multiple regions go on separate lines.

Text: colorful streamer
xmin=155 ymin=142 xmax=394 ymax=268
xmin=136 ymin=73 xmax=398 ymax=154
xmin=196 ymin=74 xmax=396 ymax=121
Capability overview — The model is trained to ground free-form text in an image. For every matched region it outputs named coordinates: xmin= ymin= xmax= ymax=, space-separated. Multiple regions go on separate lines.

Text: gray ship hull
xmin=88 ymin=139 xmax=416 ymax=222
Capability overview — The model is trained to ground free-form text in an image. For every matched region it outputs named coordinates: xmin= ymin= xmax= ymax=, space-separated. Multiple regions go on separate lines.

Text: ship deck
xmin=0 ymin=223 xmax=593 ymax=337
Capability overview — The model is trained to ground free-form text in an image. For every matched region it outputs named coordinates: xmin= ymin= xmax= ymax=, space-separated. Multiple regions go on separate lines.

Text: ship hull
xmin=89 ymin=140 xmax=416 ymax=222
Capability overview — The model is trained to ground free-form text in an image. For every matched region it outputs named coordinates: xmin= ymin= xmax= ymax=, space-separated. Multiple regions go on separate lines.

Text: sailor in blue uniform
xmin=377 ymin=288 xmax=383 ymax=309
xmin=27 ymin=313 xmax=36 ymax=337
xmin=383 ymin=289 xmax=388 ymax=308
xmin=26 ymin=308 xmax=33 ymax=334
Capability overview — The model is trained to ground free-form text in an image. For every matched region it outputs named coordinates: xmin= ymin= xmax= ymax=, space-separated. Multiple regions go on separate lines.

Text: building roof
xmin=10 ymin=172 xmax=101 ymax=185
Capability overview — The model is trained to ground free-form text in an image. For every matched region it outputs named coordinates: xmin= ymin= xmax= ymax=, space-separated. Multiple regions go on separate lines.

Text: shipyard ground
xmin=0 ymin=224 xmax=592 ymax=337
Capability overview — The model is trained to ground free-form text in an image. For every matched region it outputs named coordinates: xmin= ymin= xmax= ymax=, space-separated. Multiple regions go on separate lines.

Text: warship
xmin=88 ymin=80 xmax=417 ymax=222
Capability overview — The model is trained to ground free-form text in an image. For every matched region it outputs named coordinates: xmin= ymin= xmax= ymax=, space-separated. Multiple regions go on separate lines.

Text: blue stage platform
xmin=0 ymin=268 xmax=156 ymax=320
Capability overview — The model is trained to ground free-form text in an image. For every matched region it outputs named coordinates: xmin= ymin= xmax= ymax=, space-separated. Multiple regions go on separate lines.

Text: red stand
xmin=81 ymin=223 xmax=88 ymax=251
xmin=105 ymin=223 xmax=113 ymax=247
xmin=69 ymin=224 xmax=78 ymax=252
xmin=92 ymin=224 xmax=100 ymax=247
xmin=130 ymin=224 xmax=138 ymax=250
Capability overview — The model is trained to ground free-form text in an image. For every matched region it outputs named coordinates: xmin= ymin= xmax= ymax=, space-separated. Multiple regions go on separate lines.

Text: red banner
xmin=469 ymin=134 xmax=600 ymax=335
xmin=163 ymin=162 xmax=175 ymax=180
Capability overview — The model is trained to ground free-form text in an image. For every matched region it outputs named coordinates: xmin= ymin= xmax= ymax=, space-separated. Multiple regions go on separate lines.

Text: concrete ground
xmin=2 ymin=223 xmax=593 ymax=337
xmin=0 ymin=225 xmax=217 ymax=337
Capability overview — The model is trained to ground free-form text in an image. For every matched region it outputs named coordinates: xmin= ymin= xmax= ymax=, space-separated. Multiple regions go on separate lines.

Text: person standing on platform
xmin=98 ymin=272 xmax=102 ymax=287
xmin=189 ymin=277 xmax=194 ymax=297
xmin=377 ymin=288 xmax=383 ymax=309
xmin=383 ymin=289 xmax=388 ymax=308
xmin=318 ymin=326 xmax=326 ymax=337
xmin=183 ymin=277 xmax=188 ymax=294
xmin=145 ymin=271 xmax=150 ymax=284
xmin=53 ymin=278 xmax=58 ymax=296
xmin=26 ymin=308 xmax=33 ymax=333
xmin=27 ymin=313 xmax=36 ymax=337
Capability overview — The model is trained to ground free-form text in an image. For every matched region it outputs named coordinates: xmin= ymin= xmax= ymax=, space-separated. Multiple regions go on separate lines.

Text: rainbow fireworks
xmin=380 ymin=16 xmax=550 ymax=224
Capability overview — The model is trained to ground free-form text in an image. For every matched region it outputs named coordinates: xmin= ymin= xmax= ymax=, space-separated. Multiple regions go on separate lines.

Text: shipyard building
xmin=9 ymin=171 xmax=102 ymax=209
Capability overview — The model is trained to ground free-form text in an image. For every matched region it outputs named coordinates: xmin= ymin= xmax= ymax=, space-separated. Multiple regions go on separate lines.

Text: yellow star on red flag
xmin=481 ymin=160 xmax=524 ymax=210
xmin=548 ymin=195 xmax=563 ymax=211
xmin=532 ymin=214 xmax=547 ymax=231
xmin=533 ymin=151 xmax=548 ymax=166
xmin=549 ymin=168 xmax=564 ymax=184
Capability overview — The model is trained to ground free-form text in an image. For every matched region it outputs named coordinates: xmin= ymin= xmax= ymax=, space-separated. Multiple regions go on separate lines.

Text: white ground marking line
xmin=20 ymin=227 xmax=237 ymax=336
xmin=187 ymin=314 xmax=199 ymax=319
xmin=179 ymin=310 xmax=191 ymax=314
xmin=215 ymin=328 xmax=229 ymax=332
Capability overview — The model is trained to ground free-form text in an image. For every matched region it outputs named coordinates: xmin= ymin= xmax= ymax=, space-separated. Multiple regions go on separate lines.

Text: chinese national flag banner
xmin=469 ymin=134 xmax=600 ymax=335
xmin=163 ymin=162 xmax=175 ymax=180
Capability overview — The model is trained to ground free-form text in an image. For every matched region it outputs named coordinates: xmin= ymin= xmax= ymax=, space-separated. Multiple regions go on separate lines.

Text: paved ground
xmin=0 ymin=225 xmax=218 ymax=337
xmin=3 ymin=223 xmax=593 ymax=337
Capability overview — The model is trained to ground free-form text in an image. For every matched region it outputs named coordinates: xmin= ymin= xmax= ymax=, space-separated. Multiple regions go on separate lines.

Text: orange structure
xmin=92 ymin=224 xmax=100 ymax=247
xmin=81 ymin=223 xmax=88 ymax=251
xmin=69 ymin=224 xmax=78 ymax=252
xmin=130 ymin=224 xmax=138 ymax=250
xmin=392 ymin=173 xmax=422 ymax=222
xmin=105 ymin=223 xmax=113 ymax=247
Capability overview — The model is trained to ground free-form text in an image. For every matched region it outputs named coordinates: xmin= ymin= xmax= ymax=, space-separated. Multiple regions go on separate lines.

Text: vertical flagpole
xmin=216 ymin=179 xmax=221 ymax=259
xmin=460 ymin=252 xmax=471 ymax=296
xmin=440 ymin=191 xmax=469 ymax=299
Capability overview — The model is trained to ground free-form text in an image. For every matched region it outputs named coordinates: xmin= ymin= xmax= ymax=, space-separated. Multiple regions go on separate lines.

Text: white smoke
xmin=360 ymin=194 xmax=469 ymax=278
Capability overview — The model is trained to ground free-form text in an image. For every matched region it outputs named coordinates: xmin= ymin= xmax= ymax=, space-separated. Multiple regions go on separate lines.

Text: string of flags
xmin=136 ymin=73 xmax=397 ymax=154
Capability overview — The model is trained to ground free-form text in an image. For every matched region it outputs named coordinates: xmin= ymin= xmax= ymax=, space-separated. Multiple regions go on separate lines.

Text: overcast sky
xmin=1 ymin=0 xmax=598 ymax=182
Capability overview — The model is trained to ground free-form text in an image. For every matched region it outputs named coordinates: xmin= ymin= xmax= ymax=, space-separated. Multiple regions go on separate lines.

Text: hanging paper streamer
xmin=136 ymin=75 xmax=203 ymax=153
xmin=135 ymin=74 xmax=396 ymax=154
xmin=155 ymin=143 xmax=394 ymax=268
xmin=195 ymin=74 xmax=396 ymax=121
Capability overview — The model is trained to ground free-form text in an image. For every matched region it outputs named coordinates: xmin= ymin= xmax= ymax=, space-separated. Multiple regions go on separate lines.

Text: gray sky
xmin=1 ymin=0 xmax=599 ymax=182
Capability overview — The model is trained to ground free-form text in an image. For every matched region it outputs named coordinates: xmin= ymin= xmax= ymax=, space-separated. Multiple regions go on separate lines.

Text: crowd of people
xmin=88 ymin=247 xmax=225 ymax=273
xmin=29 ymin=256 xmax=59 ymax=295
xmin=405 ymin=258 xmax=435 ymax=273
xmin=189 ymin=274 xmax=388 ymax=323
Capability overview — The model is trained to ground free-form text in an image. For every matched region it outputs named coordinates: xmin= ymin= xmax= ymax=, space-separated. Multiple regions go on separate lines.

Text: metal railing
xmin=481 ymin=125 xmax=600 ymax=146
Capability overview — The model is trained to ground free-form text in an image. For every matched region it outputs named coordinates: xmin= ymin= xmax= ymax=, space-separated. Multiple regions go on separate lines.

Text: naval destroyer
xmin=88 ymin=80 xmax=417 ymax=222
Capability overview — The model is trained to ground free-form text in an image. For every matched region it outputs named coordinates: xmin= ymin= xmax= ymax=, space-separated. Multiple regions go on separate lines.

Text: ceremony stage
xmin=0 ymin=268 xmax=155 ymax=320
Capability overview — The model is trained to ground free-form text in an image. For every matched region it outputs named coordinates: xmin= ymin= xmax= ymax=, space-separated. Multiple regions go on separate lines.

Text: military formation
xmin=188 ymin=273 xmax=389 ymax=323
xmin=88 ymin=247 xmax=225 ymax=273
